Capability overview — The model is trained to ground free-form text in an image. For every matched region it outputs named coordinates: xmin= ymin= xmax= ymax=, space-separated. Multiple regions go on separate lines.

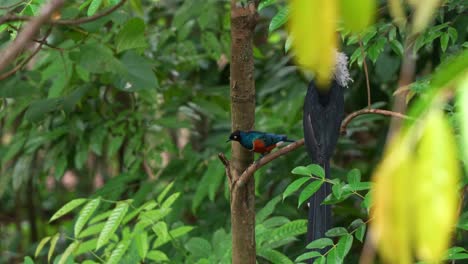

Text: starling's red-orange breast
xmin=227 ymin=130 xmax=294 ymax=155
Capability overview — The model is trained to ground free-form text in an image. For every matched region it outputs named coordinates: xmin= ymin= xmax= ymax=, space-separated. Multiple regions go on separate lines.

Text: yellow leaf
xmin=414 ymin=110 xmax=460 ymax=262
xmin=338 ymin=0 xmax=376 ymax=33
xmin=372 ymin=109 xmax=461 ymax=264
xmin=288 ymin=0 xmax=337 ymax=90
xmin=457 ymin=74 xmax=468 ymax=172
xmin=372 ymin=134 xmax=412 ymax=264
xmin=409 ymin=0 xmax=442 ymax=34
xmin=388 ymin=0 xmax=407 ymax=28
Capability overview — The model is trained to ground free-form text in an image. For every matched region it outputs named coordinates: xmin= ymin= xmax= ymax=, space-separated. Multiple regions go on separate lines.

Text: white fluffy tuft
xmin=333 ymin=52 xmax=352 ymax=87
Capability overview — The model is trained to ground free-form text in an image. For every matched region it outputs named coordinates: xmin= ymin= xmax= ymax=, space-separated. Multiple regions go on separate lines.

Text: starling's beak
xmin=226 ymin=139 xmax=232 ymax=143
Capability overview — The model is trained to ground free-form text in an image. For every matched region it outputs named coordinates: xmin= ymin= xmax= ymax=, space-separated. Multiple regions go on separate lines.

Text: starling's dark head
xmin=227 ymin=130 xmax=242 ymax=142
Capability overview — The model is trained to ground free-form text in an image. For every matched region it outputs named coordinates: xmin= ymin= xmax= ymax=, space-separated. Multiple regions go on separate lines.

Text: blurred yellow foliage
xmin=372 ymin=109 xmax=460 ymax=263
xmin=288 ymin=0 xmax=337 ymax=89
xmin=339 ymin=0 xmax=376 ymax=33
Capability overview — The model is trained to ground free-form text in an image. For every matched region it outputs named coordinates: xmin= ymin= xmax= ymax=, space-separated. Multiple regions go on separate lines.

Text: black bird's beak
xmin=226 ymin=139 xmax=232 ymax=143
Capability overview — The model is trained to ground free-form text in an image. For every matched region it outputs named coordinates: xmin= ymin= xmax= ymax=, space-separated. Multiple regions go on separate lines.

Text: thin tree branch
xmin=235 ymin=139 xmax=305 ymax=188
xmin=218 ymin=153 xmax=233 ymax=187
xmin=340 ymin=108 xmax=412 ymax=134
xmin=358 ymin=37 xmax=372 ymax=108
xmin=54 ymin=0 xmax=126 ymax=25
xmin=0 ymin=27 xmax=52 ymax=81
xmin=142 ymin=159 xmax=156 ymax=180
xmin=0 ymin=0 xmax=64 ymax=73
xmin=0 ymin=0 xmax=126 ymax=26
xmin=0 ymin=0 xmax=25 ymax=10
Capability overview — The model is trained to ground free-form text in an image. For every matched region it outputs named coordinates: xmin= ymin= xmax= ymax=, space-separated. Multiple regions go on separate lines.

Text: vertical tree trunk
xmin=229 ymin=1 xmax=258 ymax=263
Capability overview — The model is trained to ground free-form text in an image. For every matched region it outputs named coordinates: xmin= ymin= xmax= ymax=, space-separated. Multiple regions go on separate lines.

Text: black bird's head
xmin=227 ymin=130 xmax=242 ymax=142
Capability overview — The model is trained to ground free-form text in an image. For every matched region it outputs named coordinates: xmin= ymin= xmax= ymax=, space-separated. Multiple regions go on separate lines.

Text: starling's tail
xmin=306 ymin=160 xmax=332 ymax=260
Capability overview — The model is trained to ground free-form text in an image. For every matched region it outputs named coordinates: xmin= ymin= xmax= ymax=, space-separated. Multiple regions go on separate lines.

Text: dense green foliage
xmin=0 ymin=0 xmax=467 ymax=263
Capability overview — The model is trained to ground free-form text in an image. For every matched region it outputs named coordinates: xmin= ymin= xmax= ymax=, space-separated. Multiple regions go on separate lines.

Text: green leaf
xmin=76 ymin=43 xmax=123 ymax=74
xmin=295 ymin=251 xmax=322 ymax=262
xmin=78 ymin=223 xmax=105 ymax=239
xmin=90 ymin=128 xmax=106 ymax=156
xmin=285 ymin=35 xmax=293 ymax=53
xmin=50 ymin=198 xmax=87 ymax=222
xmin=440 ymin=33 xmax=449 ymax=52
xmin=202 ymin=31 xmax=222 ymax=60
xmin=107 ymin=136 xmax=124 ymax=156
xmin=185 ymin=237 xmax=212 ymax=259
xmin=445 ymin=247 xmax=468 ymax=260
xmin=87 ymin=0 xmax=102 ymax=16
xmin=336 ymin=234 xmax=353 ymax=260
xmin=355 ymin=224 xmax=366 ymax=242
xmin=96 ymin=201 xmax=130 ymax=249
xmin=90 ymin=211 xmax=112 ymax=225
xmin=325 ymin=227 xmax=348 ymax=237
xmin=153 ymin=226 xmax=194 ymax=248
xmin=362 ymin=191 xmax=372 ymax=209
xmin=146 ymin=250 xmax=169 ymax=261
xmin=283 ymin=177 xmax=309 ymax=201
xmin=292 ymin=164 xmax=325 ymax=178
xmin=35 ymin=236 xmax=51 ymax=257
xmin=258 ymin=0 xmax=276 ymax=11
xmin=75 ymin=198 xmax=101 ymax=237
xmin=193 ymin=161 xmax=224 ymax=213
xmin=24 ymin=256 xmax=34 ymax=264
xmin=257 ymin=248 xmax=293 ymax=264
xmin=135 ymin=231 xmax=148 ymax=259
xmin=390 ymin=39 xmax=404 ymax=57
xmin=157 ymin=182 xmax=174 ymax=203
xmin=446 ymin=253 xmax=468 ymax=260
xmin=58 ymin=241 xmax=79 ymax=264
xmin=269 ymin=6 xmax=289 ymax=32
xmin=256 ymin=196 xmax=281 ymax=223
xmin=152 ymin=222 xmax=169 ymax=242
xmin=117 ymin=51 xmax=158 ymax=91
xmin=298 ymin=181 xmax=323 ymax=207
xmin=161 ymin=192 xmax=180 ymax=209
xmin=332 ymin=181 xmax=343 ymax=199
xmin=116 ymin=18 xmax=148 ymax=53
xmin=75 ymin=238 xmax=97 ymax=256
xmin=263 ymin=216 xmax=290 ymax=229
xmin=48 ymin=233 xmax=60 ymax=262
xmin=107 ymin=240 xmax=131 ymax=264
xmin=313 ymin=256 xmax=326 ymax=264
xmin=307 ymin=164 xmax=325 ymax=178
xmin=25 ymin=98 xmax=62 ymax=122
xmin=306 ymin=238 xmax=334 ymax=249
xmin=346 ymin=169 xmax=361 ymax=184
xmin=327 ymin=247 xmax=341 ymax=264
xmin=267 ymin=220 xmax=307 ymax=244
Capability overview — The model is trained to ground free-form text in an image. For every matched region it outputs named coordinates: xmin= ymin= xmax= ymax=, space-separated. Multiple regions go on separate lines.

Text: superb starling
xmin=303 ymin=52 xmax=351 ymax=255
xmin=227 ymin=130 xmax=294 ymax=155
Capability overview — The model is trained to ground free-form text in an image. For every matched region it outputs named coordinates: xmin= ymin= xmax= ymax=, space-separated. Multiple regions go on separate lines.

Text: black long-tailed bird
xmin=303 ymin=53 xmax=351 ymax=253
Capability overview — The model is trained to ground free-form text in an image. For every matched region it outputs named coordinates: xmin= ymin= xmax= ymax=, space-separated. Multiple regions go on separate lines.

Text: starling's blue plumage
xmin=228 ymin=130 xmax=294 ymax=154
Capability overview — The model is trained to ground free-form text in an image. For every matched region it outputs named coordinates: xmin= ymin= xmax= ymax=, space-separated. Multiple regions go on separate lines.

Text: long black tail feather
xmin=306 ymin=161 xmax=332 ymax=249
xmin=303 ymin=79 xmax=345 ymax=262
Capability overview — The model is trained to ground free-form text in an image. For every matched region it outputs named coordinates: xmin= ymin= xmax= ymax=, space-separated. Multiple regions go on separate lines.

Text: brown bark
xmin=229 ymin=1 xmax=258 ymax=263
xmin=386 ymin=35 xmax=417 ymax=141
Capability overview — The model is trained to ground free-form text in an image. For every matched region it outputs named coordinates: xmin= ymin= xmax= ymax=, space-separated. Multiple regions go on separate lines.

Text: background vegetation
xmin=0 ymin=0 xmax=466 ymax=263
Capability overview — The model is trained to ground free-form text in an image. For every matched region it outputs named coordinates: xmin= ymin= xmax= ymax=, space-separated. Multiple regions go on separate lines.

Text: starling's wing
xmin=303 ymin=80 xmax=344 ymax=164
